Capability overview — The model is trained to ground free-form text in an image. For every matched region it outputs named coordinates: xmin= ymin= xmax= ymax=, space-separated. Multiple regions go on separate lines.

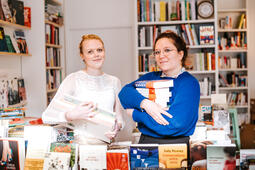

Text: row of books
xmin=185 ymin=52 xmax=216 ymax=71
xmin=138 ymin=24 xmax=214 ymax=48
xmin=46 ymin=69 xmax=62 ymax=90
xmin=0 ymin=77 xmax=26 ymax=108
xmin=219 ymin=72 xmax=247 ymax=88
xmin=137 ymin=0 xmax=205 ymax=22
xmin=46 ymin=47 xmax=61 ymax=67
xmin=3 ymin=134 xmax=255 ymax=170
xmin=0 ymin=0 xmax=31 ymax=27
xmin=219 ymin=54 xmax=246 ymax=69
xmin=218 ymin=13 xmax=247 ymax=29
xmin=138 ymin=53 xmax=159 ymax=72
xmin=0 ymin=27 xmax=29 ymax=54
xmin=227 ymin=92 xmax=247 ymax=106
xmin=218 ymin=32 xmax=247 ymax=50
xmin=45 ymin=0 xmax=63 ymax=25
xmin=45 ymin=23 xmax=60 ymax=45
xmin=199 ymin=77 xmax=214 ymax=97
xmin=0 ymin=107 xmax=24 ymax=119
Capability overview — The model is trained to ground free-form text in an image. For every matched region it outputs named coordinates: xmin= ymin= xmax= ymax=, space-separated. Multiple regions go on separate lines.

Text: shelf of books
xmin=0 ymin=0 xmax=31 ymax=110
xmin=217 ymin=0 xmax=249 ymax=124
xmin=135 ymin=0 xmax=218 ymax=105
xmin=44 ymin=0 xmax=65 ymax=105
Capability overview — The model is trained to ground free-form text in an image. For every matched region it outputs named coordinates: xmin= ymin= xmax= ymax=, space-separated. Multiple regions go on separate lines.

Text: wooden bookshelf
xmin=44 ymin=0 xmax=65 ymax=105
xmin=45 ymin=20 xmax=62 ymax=28
xmin=0 ymin=20 xmax=31 ymax=30
xmin=45 ymin=43 xmax=62 ymax=48
xmin=0 ymin=52 xmax=32 ymax=56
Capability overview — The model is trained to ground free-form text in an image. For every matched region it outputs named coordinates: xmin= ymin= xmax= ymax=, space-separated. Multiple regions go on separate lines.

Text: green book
xmin=5 ymin=35 xmax=16 ymax=53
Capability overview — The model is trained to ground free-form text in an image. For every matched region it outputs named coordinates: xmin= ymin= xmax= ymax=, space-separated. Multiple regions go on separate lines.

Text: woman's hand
xmin=140 ymin=99 xmax=173 ymax=125
xmin=65 ymin=101 xmax=96 ymax=121
xmin=104 ymin=120 xmax=122 ymax=140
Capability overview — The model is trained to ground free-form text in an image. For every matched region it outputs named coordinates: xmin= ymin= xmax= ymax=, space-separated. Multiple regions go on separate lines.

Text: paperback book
xmin=107 ymin=149 xmax=129 ymax=170
xmin=79 ymin=145 xmax=107 ymax=170
xmin=158 ymin=143 xmax=187 ymax=169
xmin=130 ymin=144 xmax=159 ymax=169
xmin=207 ymin=144 xmax=236 ymax=170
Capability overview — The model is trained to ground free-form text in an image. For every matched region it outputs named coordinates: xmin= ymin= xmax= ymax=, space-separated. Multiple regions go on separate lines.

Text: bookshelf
xmin=0 ymin=1 xmax=32 ymax=109
xmin=217 ymin=0 xmax=249 ymax=124
xmin=134 ymin=0 xmax=218 ymax=104
xmin=44 ymin=0 xmax=65 ymax=105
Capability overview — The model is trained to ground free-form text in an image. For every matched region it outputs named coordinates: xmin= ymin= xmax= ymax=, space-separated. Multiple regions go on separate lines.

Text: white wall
xmin=64 ymin=0 xmax=136 ymax=141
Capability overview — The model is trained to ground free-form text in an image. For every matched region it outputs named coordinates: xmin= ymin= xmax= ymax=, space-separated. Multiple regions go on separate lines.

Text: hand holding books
xmin=65 ymin=101 xmax=97 ymax=121
xmin=140 ymin=99 xmax=173 ymax=125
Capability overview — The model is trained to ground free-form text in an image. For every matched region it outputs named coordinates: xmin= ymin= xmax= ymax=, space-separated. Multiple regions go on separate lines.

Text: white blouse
xmin=42 ymin=70 xmax=123 ymax=144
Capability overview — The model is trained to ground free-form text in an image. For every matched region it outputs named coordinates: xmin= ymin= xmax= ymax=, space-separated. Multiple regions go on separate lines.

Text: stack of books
xmin=134 ymin=80 xmax=174 ymax=108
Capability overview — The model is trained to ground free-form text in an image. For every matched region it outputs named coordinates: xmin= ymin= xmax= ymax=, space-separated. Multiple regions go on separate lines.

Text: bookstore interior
xmin=0 ymin=0 xmax=255 ymax=169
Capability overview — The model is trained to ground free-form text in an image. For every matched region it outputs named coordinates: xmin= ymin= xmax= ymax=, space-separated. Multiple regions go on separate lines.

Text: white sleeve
xmin=42 ymin=73 xmax=75 ymax=124
xmin=114 ymin=77 xmax=125 ymax=129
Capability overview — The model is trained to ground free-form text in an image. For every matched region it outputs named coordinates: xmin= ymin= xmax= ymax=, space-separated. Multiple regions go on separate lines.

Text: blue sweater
xmin=118 ymin=71 xmax=200 ymax=138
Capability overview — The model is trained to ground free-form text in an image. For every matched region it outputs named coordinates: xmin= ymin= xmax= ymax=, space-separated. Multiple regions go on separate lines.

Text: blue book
xmin=130 ymin=144 xmax=159 ymax=169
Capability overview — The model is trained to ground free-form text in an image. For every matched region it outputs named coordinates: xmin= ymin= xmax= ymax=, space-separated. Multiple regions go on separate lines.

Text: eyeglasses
xmin=153 ymin=48 xmax=177 ymax=57
xmin=85 ymin=48 xmax=104 ymax=56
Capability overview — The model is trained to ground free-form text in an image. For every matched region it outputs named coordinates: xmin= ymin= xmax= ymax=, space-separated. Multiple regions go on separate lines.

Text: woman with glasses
xmin=118 ymin=31 xmax=200 ymax=145
xmin=42 ymin=34 xmax=123 ymax=144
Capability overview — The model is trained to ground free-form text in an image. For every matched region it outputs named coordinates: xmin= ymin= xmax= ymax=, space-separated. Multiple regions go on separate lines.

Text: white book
xmin=24 ymin=126 xmax=56 ymax=159
xmin=181 ymin=0 xmax=185 ymax=21
xmin=43 ymin=152 xmax=70 ymax=170
xmin=207 ymin=144 xmax=236 ymax=170
xmin=79 ymin=145 xmax=107 ymax=170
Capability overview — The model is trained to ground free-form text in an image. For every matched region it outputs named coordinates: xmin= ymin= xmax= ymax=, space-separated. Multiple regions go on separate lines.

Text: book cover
xmin=50 ymin=142 xmax=77 ymax=168
xmin=11 ymin=0 xmax=24 ymax=25
xmin=190 ymin=140 xmax=214 ymax=170
xmin=79 ymin=145 xmax=107 ymax=170
xmin=1 ymin=0 xmax=12 ymax=22
xmin=17 ymin=78 xmax=26 ymax=103
xmin=5 ymin=34 xmax=15 ymax=53
xmin=0 ymin=79 xmax=8 ymax=108
xmin=24 ymin=7 xmax=31 ymax=27
xmin=43 ymin=152 xmax=70 ymax=170
xmin=158 ymin=144 xmax=187 ymax=169
xmin=0 ymin=27 xmax=8 ymax=52
xmin=3 ymin=27 xmax=20 ymax=53
xmin=130 ymin=144 xmax=159 ymax=169
xmin=0 ymin=0 xmax=5 ymax=20
xmin=107 ymin=149 xmax=129 ymax=170
xmin=134 ymin=80 xmax=173 ymax=88
xmin=7 ymin=77 xmax=20 ymax=105
xmin=240 ymin=149 xmax=255 ymax=169
xmin=0 ymin=138 xmax=25 ymax=170
xmin=24 ymin=126 xmax=56 ymax=159
xmin=207 ymin=144 xmax=236 ymax=170
xmin=14 ymin=30 xmax=28 ymax=54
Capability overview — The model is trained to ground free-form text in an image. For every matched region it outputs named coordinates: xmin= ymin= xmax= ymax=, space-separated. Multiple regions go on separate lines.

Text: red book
xmin=24 ymin=7 xmax=31 ymax=27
